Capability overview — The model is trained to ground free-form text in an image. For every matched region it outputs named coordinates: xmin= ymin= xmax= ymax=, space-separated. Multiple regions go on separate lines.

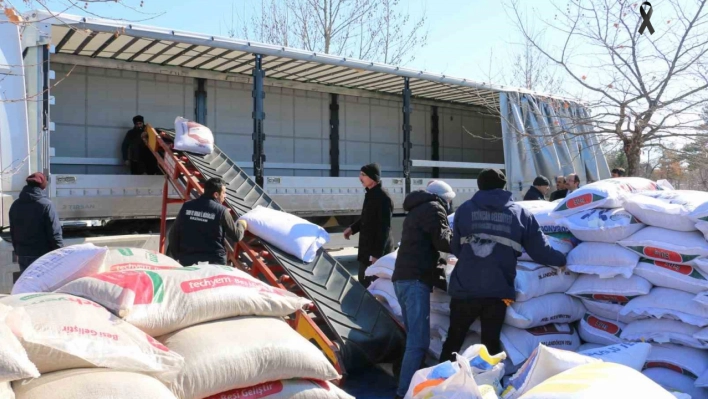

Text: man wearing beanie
xmin=440 ymin=168 xmax=566 ymax=361
xmin=8 ymin=172 xmax=63 ymax=279
xmin=121 ymin=115 xmax=160 ymax=175
xmin=344 ymin=163 xmax=394 ymax=288
xmin=391 ymin=180 xmax=454 ymax=399
xmin=523 ymin=175 xmax=550 ymax=201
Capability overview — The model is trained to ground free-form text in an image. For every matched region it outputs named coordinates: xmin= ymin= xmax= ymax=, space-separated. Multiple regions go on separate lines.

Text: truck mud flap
xmin=178 ymin=140 xmax=405 ymax=371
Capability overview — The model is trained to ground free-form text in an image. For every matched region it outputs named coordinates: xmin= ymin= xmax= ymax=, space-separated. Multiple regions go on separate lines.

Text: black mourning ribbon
xmin=639 ymin=2 xmax=655 ymax=35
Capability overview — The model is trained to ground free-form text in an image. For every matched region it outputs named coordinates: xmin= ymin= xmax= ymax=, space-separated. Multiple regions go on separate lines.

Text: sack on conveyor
xmin=405 ymin=346 xmax=504 ymax=399
xmin=551 ymin=177 xmax=661 ymax=218
xmin=635 ymin=258 xmax=708 ymax=294
xmin=516 ymin=201 xmax=578 ymax=245
xmin=238 ymin=206 xmax=329 ymax=263
xmin=578 ymin=342 xmax=651 ymax=371
xmin=643 ymin=368 xmax=708 ymax=399
xmin=519 ymin=362 xmax=676 ymax=399
xmin=367 ymin=278 xmax=401 ymax=317
xmin=491 ymin=324 xmax=581 ymax=366
xmin=645 ymin=343 xmax=708 ymax=380
xmin=11 ymin=244 xmax=108 ymax=295
xmin=365 ymin=250 xmax=398 ymax=279
xmin=203 ymin=380 xmax=353 ymax=399
xmin=501 ymin=344 xmax=600 ymax=399
xmin=556 ymin=208 xmax=645 ymax=242
xmin=0 ymin=293 xmax=184 ymax=379
xmin=12 ymin=369 xmax=178 ymax=399
xmin=159 ymin=316 xmax=340 ymax=399
xmin=103 ymin=247 xmax=182 ymax=271
xmin=514 ymin=262 xmax=577 ymax=302
xmin=621 ymin=318 xmax=708 ymax=349
xmin=58 ymin=264 xmax=311 ymax=337
xmin=0 ymin=304 xmax=38 ymax=383
xmin=504 ymin=293 xmax=585 ymax=329
xmin=174 ymin=116 xmax=214 ymax=155
xmin=566 ymin=242 xmax=640 ymax=279
xmin=518 ymin=237 xmax=573 ymax=262
xmin=624 ymin=190 xmax=708 ymax=232
xmin=578 ymin=313 xmax=626 ymax=346
xmin=619 ymin=227 xmax=708 ymax=266
xmin=621 ymin=287 xmax=708 ymax=327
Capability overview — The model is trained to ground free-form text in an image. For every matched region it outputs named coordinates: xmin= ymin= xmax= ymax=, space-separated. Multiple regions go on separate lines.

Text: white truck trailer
xmin=0 ymin=11 xmax=611 ymax=228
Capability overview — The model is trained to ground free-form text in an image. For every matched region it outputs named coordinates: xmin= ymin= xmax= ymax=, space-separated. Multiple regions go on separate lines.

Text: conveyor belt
xmin=158 ymin=129 xmax=405 ymax=372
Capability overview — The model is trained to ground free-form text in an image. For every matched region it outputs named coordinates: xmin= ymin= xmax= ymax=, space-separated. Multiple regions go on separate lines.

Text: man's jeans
xmin=394 ymin=280 xmax=430 ymax=397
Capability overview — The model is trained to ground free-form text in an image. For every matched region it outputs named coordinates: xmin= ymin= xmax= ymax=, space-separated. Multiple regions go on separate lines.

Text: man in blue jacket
xmin=9 ymin=172 xmax=63 ymax=278
xmin=440 ymin=169 xmax=567 ymax=361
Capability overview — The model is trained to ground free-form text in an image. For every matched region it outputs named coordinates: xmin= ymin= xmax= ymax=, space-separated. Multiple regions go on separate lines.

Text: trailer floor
xmin=341 ymin=364 xmax=398 ymax=398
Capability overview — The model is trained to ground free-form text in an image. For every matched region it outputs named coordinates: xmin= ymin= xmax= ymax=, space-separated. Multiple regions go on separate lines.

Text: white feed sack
xmin=367 ymin=278 xmax=401 ymax=317
xmin=621 ymin=319 xmax=708 ymax=349
xmin=645 ymin=343 xmax=708 ymax=380
xmin=643 ymin=368 xmax=708 ymax=399
xmin=103 ymin=248 xmax=182 ymax=271
xmin=364 ymin=250 xmax=398 ymax=279
xmin=501 ymin=344 xmax=600 ymax=399
xmin=239 ymin=206 xmax=330 ymax=263
xmin=621 ymin=287 xmax=708 ymax=327
xmin=0 ymin=305 xmax=38 ymax=383
xmin=518 ymin=236 xmax=573 ymax=262
xmin=430 ymin=288 xmax=451 ymax=315
xmin=557 ymin=208 xmax=645 ymax=243
xmin=566 ymin=242 xmax=640 ymax=278
xmin=635 ymin=258 xmax=708 ymax=294
xmin=516 ymin=201 xmax=578 ymax=244
xmin=173 ymin=116 xmax=214 ymax=155
xmin=497 ymin=323 xmax=581 ymax=366
xmin=566 ymin=273 xmax=652 ymax=300
xmin=624 ymin=190 xmax=708 ymax=232
xmin=159 ymin=316 xmax=339 ymax=399
xmin=698 ymin=221 xmax=708 ymax=241
xmin=201 ymin=380 xmax=353 ymax=399
xmin=578 ymin=342 xmax=652 ymax=371
xmin=11 ymin=244 xmax=108 ymax=295
xmin=579 ymin=297 xmax=642 ymax=324
xmin=428 ymin=333 xmax=481 ymax=360
xmin=12 ymin=369 xmax=178 ymax=399
xmin=619 ymin=227 xmax=708 ymax=266
xmin=578 ymin=313 xmax=626 ymax=346
xmin=0 ymin=293 xmax=184 ymax=379
xmin=0 ymin=383 xmax=12 ymax=399
xmin=552 ymin=177 xmax=662 ymax=218
xmin=514 ymin=262 xmax=577 ymax=302
xmin=504 ymin=293 xmax=585 ymax=329
xmin=58 ymin=264 xmax=312 ymax=337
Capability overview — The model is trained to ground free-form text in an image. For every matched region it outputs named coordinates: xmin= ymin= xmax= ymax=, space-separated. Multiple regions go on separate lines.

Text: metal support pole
xmin=252 ymin=54 xmax=266 ymax=188
xmin=402 ymin=77 xmax=412 ymax=195
xmin=195 ymin=78 xmax=207 ymax=124
xmin=42 ymin=44 xmax=50 ymax=178
xmin=329 ymin=94 xmax=340 ymax=177
xmin=431 ymin=106 xmax=440 ymax=179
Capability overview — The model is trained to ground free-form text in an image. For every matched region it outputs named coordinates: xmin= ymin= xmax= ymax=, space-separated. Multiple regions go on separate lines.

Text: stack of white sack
xmin=516 ymin=200 xmax=580 ymax=254
xmin=57 ymin=264 xmax=346 ymax=399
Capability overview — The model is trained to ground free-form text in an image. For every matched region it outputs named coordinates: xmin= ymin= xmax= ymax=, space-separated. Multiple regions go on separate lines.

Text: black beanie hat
xmin=533 ymin=176 xmax=550 ymax=187
xmin=133 ymin=115 xmax=144 ymax=124
xmin=360 ymin=163 xmax=381 ymax=183
xmin=477 ymin=168 xmax=507 ymax=190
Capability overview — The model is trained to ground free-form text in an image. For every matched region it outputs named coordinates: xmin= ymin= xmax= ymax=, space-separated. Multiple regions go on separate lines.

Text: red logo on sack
xmin=109 ymin=264 xmax=178 ymax=272
xmin=203 ymin=381 xmax=284 ymax=399
xmin=645 ymin=362 xmax=683 ymax=374
xmin=655 ymin=261 xmax=692 ymax=275
xmin=146 ymin=335 xmax=170 ymax=352
xmin=586 ymin=315 xmax=620 ymax=335
xmin=591 ymin=294 xmax=629 ymax=303
xmin=180 ymin=275 xmax=284 ymax=296
xmin=644 ymin=247 xmax=682 ymax=263
xmin=527 ymin=324 xmax=573 ymax=336
xmin=567 ymin=193 xmax=593 ymax=209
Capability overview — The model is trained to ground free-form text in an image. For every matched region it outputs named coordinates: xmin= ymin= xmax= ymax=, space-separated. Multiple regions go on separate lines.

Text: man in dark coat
xmin=523 ymin=176 xmax=550 ymax=201
xmin=344 ymin=163 xmax=394 ymax=288
xmin=440 ymin=169 xmax=567 ymax=360
xmin=168 ymin=178 xmax=247 ymax=266
xmin=122 ymin=115 xmax=160 ymax=175
xmin=9 ymin=172 xmax=63 ymax=278
xmin=391 ymin=181 xmax=454 ymax=399
xmin=550 ymin=176 xmax=568 ymax=201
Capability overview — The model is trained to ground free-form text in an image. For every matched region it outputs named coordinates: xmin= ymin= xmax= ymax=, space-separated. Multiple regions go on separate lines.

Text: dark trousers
xmin=440 ymin=297 xmax=507 ymax=362
xmin=14 ymin=256 xmax=40 ymax=283
xmin=358 ymin=260 xmax=376 ymax=288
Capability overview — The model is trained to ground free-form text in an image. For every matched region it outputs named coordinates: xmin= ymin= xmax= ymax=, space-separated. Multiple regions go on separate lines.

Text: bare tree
xmin=506 ymin=0 xmax=708 ymax=176
xmin=236 ymin=0 xmax=427 ymax=65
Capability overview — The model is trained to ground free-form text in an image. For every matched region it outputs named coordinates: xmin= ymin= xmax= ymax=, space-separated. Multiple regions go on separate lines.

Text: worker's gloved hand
xmin=237 ymin=219 xmax=248 ymax=231
xmin=502 ymin=298 xmax=515 ymax=307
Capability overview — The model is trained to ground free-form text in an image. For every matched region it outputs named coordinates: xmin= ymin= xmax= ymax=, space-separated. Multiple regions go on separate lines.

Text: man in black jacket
xmin=523 ymin=176 xmax=550 ymax=201
xmin=122 ymin=115 xmax=160 ymax=175
xmin=9 ymin=173 xmax=63 ymax=278
xmin=168 ymin=178 xmax=247 ymax=266
xmin=344 ymin=163 xmax=394 ymax=288
xmin=550 ymin=176 xmax=567 ymax=201
xmin=391 ymin=181 xmax=454 ymax=399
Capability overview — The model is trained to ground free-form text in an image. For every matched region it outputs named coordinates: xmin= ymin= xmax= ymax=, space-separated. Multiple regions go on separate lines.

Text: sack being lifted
xmin=174 ymin=116 xmax=214 ymax=155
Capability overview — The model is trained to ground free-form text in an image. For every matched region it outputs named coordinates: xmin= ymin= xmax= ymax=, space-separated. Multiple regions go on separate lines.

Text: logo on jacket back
xmin=186 ymin=209 xmax=216 ymax=223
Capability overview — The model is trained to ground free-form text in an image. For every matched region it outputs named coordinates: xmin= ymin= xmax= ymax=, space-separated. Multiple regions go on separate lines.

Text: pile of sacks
xmin=0 ymin=206 xmax=347 ymax=399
